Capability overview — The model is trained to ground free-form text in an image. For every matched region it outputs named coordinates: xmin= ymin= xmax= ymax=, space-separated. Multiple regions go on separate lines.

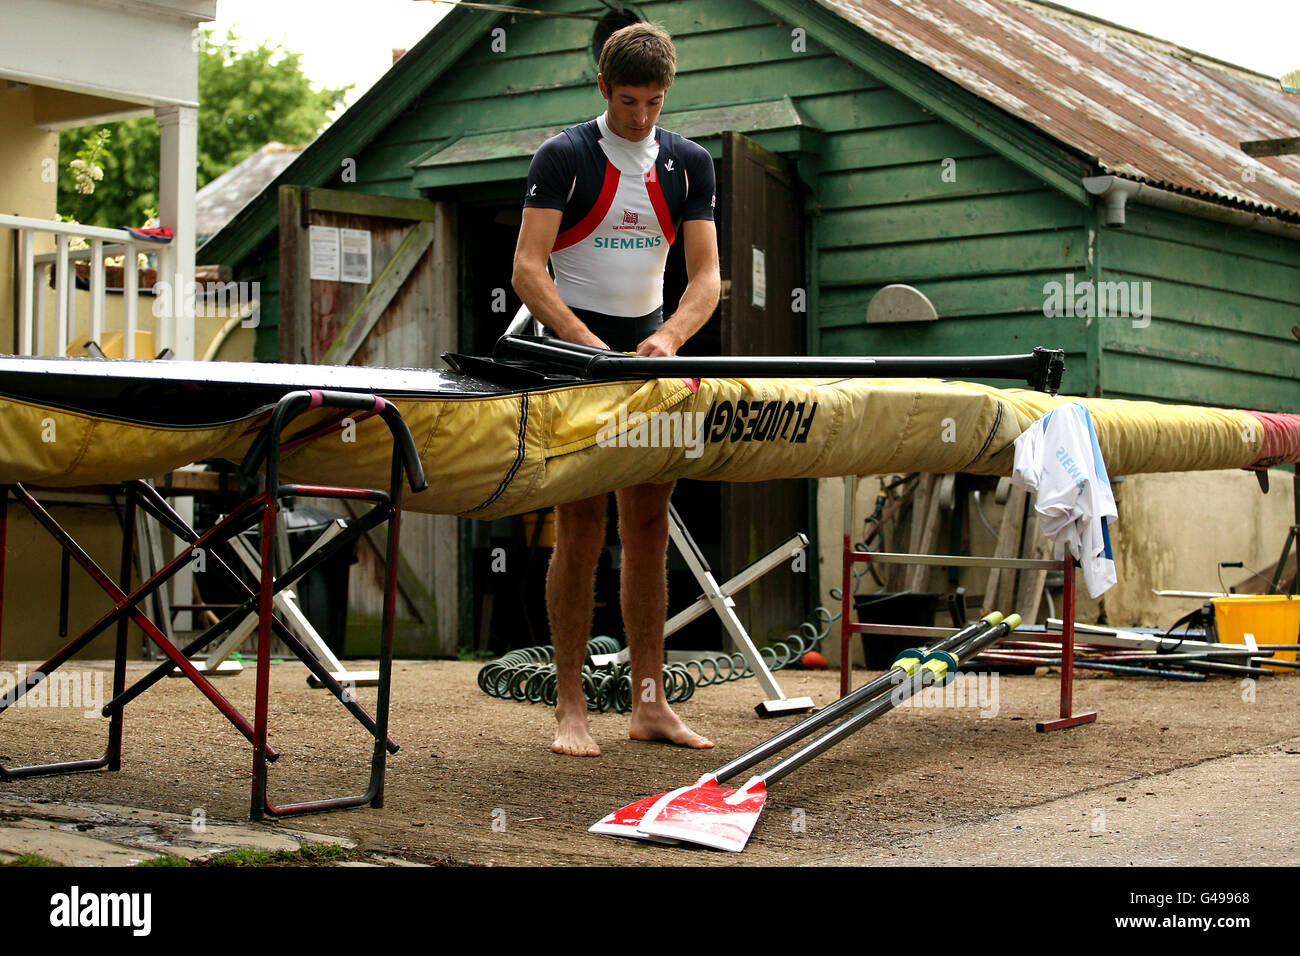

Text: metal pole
xmin=1061 ymin=554 xmax=1075 ymax=718
xmin=762 ymin=617 xmax=1016 ymax=786
xmin=707 ymin=616 xmax=998 ymax=786
xmin=250 ymin=496 xmax=278 ymax=821
xmin=840 ymin=475 xmax=856 ymax=697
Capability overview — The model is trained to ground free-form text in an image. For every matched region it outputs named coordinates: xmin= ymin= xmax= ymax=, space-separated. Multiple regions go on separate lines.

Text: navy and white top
xmin=523 ymin=114 xmax=716 ymax=326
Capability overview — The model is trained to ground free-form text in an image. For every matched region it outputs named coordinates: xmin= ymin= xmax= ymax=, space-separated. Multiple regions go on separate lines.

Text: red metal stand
xmin=839 ymin=489 xmax=1096 ymax=731
xmin=0 ymin=389 xmax=427 ymax=818
xmin=1035 ymin=555 xmax=1097 ymax=732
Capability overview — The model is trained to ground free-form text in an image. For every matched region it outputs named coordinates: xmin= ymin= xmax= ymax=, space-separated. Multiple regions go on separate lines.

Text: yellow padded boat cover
xmin=0 ymin=372 xmax=1286 ymax=520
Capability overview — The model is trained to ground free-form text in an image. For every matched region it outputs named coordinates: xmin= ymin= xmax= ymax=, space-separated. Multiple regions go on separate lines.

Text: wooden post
xmin=278 ymin=185 xmax=312 ymax=365
xmin=983 ymin=483 xmax=1027 ymax=615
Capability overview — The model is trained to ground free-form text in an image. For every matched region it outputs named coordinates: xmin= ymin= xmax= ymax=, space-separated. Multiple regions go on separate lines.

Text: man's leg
xmin=547 ymin=494 xmax=607 ymax=756
xmin=616 ymin=482 xmax=714 ymax=749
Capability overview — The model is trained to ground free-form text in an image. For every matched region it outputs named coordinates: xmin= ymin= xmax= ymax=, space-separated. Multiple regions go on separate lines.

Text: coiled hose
xmin=477 ymin=590 xmax=852 ymax=713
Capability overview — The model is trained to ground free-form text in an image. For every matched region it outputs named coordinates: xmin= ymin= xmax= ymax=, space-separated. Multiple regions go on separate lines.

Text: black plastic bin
xmin=853 ymin=592 xmax=941 ymax=669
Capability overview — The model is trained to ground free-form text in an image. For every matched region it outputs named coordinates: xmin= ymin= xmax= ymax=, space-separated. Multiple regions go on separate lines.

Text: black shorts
xmin=543 ymin=306 xmax=663 ymax=353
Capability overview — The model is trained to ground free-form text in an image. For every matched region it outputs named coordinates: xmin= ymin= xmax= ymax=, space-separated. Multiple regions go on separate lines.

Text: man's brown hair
xmin=597 ymin=22 xmax=676 ymax=91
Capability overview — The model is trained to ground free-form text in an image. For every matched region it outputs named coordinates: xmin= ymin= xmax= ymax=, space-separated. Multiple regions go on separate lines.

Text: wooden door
xmin=279 ymin=186 xmax=459 ymax=656
xmin=719 ymin=132 xmax=808 ymax=644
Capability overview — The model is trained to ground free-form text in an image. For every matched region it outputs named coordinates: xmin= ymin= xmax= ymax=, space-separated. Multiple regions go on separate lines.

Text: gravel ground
xmin=1 ymin=657 xmax=1296 ymax=866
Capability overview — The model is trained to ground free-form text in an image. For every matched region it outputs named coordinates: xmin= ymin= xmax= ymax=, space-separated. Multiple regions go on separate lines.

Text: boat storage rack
xmin=0 ymin=389 xmax=427 ymax=820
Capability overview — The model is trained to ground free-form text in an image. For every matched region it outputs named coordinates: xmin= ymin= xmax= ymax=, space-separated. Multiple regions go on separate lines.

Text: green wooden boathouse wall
xmin=204 ymin=0 xmax=1298 ymax=413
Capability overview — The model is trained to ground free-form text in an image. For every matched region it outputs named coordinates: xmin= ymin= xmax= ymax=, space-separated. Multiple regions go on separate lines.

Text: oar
xmin=634 ymin=614 xmax=1021 ymax=851
xmin=493 ymin=334 xmax=1065 ymax=393
xmin=590 ymin=612 xmax=1006 ymax=842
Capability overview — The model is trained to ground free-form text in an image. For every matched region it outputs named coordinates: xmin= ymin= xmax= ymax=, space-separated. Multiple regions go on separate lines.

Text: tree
xmin=1283 ymin=68 xmax=1300 ymax=90
xmin=58 ymin=28 xmax=349 ymax=227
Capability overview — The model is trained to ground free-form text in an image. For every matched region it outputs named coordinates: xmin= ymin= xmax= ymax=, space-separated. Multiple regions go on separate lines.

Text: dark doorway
xmin=718 ymin=131 xmax=809 ymax=644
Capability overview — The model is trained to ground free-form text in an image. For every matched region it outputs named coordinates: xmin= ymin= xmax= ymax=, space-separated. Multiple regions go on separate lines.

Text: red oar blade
xmin=637 ymin=777 xmax=768 ymax=852
xmin=589 ymin=790 xmax=680 ymax=841
xmin=590 ymin=777 xmax=716 ymax=842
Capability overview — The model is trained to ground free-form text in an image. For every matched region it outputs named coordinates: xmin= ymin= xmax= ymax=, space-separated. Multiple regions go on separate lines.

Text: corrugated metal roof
xmin=817 ymin=0 xmax=1300 ymax=219
xmin=196 ymin=142 xmax=305 ymax=241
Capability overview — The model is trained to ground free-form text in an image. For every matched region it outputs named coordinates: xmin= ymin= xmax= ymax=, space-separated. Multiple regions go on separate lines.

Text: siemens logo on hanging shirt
xmin=594 ymin=236 xmax=662 ymax=249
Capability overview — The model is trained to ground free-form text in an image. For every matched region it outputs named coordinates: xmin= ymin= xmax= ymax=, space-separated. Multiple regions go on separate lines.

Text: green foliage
xmin=1 ymin=853 xmax=62 ymax=866
xmin=137 ymin=854 xmax=191 ymax=867
xmin=61 ymin=128 xmax=113 ymax=224
xmin=201 ymin=842 xmax=355 ymax=866
xmin=1283 ymin=68 xmax=1300 ymax=90
xmin=57 ymin=27 xmax=350 ymax=227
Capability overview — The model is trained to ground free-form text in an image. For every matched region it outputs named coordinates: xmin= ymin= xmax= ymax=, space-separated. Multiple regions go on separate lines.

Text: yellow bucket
xmin=1211 ymin=595 xmax=1300 ymax=673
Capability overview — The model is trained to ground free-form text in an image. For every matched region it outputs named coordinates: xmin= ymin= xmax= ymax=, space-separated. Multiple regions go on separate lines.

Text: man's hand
xmin=636 ymin=326 xmax=682 ymax=356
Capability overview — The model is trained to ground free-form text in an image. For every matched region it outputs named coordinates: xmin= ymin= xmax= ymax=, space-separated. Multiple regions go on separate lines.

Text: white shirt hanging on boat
xmin=1010 ymin=403 xmax=1118 ymax=598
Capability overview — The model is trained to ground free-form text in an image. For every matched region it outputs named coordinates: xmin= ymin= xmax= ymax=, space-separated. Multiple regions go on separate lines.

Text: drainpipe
xmin=1082 ymin=174 xmax=1300 ymax=241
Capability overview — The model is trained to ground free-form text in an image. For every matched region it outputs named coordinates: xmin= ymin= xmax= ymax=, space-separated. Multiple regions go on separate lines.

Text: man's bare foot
xmin=552 ymin=709 xmax=600 ymax=756
xmin=629 ymin=708 xmax=714 ymax=749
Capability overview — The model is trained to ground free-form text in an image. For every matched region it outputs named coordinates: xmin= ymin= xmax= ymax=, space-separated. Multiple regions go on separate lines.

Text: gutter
xmin=1082 ymin=175 xmax=1300 ymax=242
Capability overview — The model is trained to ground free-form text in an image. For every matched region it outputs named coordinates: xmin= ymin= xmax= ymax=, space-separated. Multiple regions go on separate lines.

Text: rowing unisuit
xmin=523 ymin=113 xmax=716 ymax=341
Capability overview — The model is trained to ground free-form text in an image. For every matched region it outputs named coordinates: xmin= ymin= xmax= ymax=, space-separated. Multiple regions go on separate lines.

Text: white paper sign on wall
xmin=340 ymin=228 xmax=372 ymax=284
xmin=309 ymin=226 xmax=340 ymax=281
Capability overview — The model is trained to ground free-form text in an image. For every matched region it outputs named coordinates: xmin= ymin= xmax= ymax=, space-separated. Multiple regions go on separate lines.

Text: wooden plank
xmin=1098 ymin=270 xmax=1300 ymax=335
xmin=900 ymin=474 xmax=934 ymax=589
xmin=818 ymin=158 xmax=1049 ymax=211
xmin=341 ymin=499 xmax=436 ymax=626
xmin=822 ymin=122 xmax=987 ymax=171
xmin=1102 ymin=326 xmax=1294 ymax=380
xmin=1014 ymin=504 xmax=1049 ymax=625
xmin=320 ymin=220 xmax=437 ymax=366
xmin=1103 ymin=229 xmax=1300 ymax=302
xmin=820 ymin=191 xmax=1082 ymax=248
xmin=818 ymin=272 xmax=1094 ymax=327
xmin=304 ymin=187 xmax=441 ymax=222
xmin=1240 ymin=137 xmax=1300 ymax=157
xmin=906 ymin=475 xmax=944 ymax=593
xmin=407 ymin=61 xmax=879 ymax=138
xmin=787 ymin=87 xmax=932 ymax=132
xmin=464 ymin=21 xmax=821 ymax=72
xmin=1101 ymin=351 xmax=1292 ymax=411
xmin=277 ymin=185 xmax=312 ymax=365
xmin=982 ymin=483 xmax=1026 ymax=616
xmin=1120 ymin=203 xmax=1300 ymax=270
xmin=153 ymin=470 xmax=230 ymax=493
xmin=821 ymin=230 xmax=1088 ymax=286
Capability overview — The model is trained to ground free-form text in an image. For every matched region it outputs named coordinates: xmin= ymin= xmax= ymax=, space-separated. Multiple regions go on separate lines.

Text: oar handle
xmin=706 ymin=613 xmax=1004 ymax=785
xmin=492 ymin=335 xmax=1065 ymax=393
xmin=757 ymin=615 xmax=1021 ymax=788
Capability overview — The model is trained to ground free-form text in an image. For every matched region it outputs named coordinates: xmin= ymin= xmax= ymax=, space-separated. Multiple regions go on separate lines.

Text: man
xmin=511 ymin=22 xmax=721 ymax=756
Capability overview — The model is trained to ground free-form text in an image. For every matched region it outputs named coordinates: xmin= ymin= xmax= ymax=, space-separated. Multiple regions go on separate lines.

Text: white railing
xmin=1 ymin=213 xmax=152 ymax=359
